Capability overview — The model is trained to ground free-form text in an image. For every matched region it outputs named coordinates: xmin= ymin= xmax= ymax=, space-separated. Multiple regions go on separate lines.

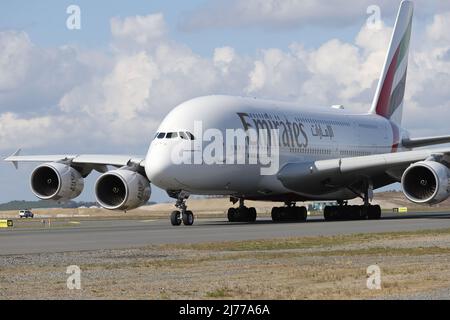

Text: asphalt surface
xmin=1 ymin=212 xmax=450 ymax=255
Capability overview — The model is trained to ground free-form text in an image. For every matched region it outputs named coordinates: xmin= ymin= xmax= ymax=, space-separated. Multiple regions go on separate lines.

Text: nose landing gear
xmin=170 ymin=191 xmax=194 ymax=226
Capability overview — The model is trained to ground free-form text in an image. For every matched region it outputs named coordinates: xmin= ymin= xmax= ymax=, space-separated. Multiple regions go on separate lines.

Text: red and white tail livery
xmin=370 ymin=0 xmax=413 ymax=126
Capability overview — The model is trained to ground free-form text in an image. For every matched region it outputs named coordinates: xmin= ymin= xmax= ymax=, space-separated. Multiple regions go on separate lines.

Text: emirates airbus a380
xmin=5 ymin=1 xmax=450 ymax=226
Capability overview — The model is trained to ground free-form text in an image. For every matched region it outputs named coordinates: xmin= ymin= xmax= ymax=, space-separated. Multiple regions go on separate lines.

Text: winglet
xmin=6 ymin=149 xmax=21 ymax=169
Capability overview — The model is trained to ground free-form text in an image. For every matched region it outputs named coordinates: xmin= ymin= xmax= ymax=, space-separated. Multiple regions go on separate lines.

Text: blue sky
xmin=0 ymin=0 xmax=383 ymax=54
xmin=1 ymin=0 xmax=450 ymax=204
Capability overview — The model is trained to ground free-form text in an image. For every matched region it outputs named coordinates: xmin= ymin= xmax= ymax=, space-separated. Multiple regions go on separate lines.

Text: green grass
xmin=205 ymin=287 xmax=232 ymax=298
xmin=167 ymin=228 xmax=450 ymax=252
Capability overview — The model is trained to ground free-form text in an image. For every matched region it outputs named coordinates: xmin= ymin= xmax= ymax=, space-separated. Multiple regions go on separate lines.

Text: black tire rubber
xmin=288 ymin=207 xmax=299 ymax=222
xmin=227 ymin=208 xmax=237 ymax=222
xmin=368 ymin=205 xmax=382 ymax=220
xmin=236 ymin=207 xmax=246 ymax=222
xmin=299 ymin=207 xmax=308 ymax=222
xmin=324 ymin=206 xmax=340 ymax=221
xmin=182 ymin=210 xmax=194 ymax=226
xmin=249 ymin=207 xmax=257 ymax=222
xmin=271 ymin=207 xmax=281 ymax=222
xmin=323 ymin=206 xmax=332 ymax=221
xmin=350 ymin=206 xmax=361 ymax=220
xmin=170 ymin=211 xmax=181 ymax=226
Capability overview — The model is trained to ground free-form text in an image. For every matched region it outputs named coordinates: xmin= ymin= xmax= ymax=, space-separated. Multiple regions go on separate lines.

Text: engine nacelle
xmin=401 ymin=161 xmax=450 ymax=205
xmin=30 ymin=163 xmax=84 ymax=200
xmin=95 ymin=169 xmax=151 ymax=211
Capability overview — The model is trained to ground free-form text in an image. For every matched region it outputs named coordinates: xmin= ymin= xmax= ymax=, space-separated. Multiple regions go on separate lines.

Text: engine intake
xmin=95 ymin=169 xmax=151 ymax=211
xmin=30 ymin=163 xmax=84 ymax=200
xmin=401 ymin=161 xmax=450 ymax=205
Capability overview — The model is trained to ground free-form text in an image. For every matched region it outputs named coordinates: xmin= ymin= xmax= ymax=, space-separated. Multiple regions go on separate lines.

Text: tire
xmin=349 ymin=206 xmax=362 ymax=220
xmin=368 ymin=205 xmax=381 ymax=220
xmin=170 ymin=211 xmax=182 ymax=226
xmin=228 ymin=208 xmax=237 ymax=222
xmin=286 ymin=207 xmax=297 ymax=222
xmin=299 ymin=207 xmax=308 ymax=222
xmin=271 ymin=207 xmax=281 ymax=222
xmin=182 ymin=210 xmax=194 ymax=226
xmin=324 ymin=206 xmax=335 ymax=221
xmin=248 ymin=207 xmax=257 ymax=222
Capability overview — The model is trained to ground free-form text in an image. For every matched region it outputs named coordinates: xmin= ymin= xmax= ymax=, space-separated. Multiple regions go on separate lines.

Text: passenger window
xmin=157 ymin=132 xmax=166 ymax=139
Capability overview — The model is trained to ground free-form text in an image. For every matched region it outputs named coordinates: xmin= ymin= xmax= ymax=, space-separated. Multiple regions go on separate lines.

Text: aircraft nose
xmin=145 ymin=143 xmax=180 ymax=189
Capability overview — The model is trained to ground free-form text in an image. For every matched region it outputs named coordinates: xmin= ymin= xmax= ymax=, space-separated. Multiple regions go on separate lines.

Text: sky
xmin=1 ymin=0 xmax=450 ymax=203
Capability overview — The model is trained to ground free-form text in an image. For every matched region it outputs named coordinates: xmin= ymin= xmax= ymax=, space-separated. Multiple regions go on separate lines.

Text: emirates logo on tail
xmin=371 ymin=1 xmax=414 ymax=127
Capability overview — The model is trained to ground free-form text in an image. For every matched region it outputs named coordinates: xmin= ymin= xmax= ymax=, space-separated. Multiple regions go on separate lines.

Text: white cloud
xmin=0 ymin=31 xmax=96 ymax=116
xmin=2 ymin=9 xmax=450 ymax=155
xmin=111 ymin=13 xmax=167 ymax=47
xmin=180 ymin=0 xmax=386 ymax=31
xmin=60 ymin=52 xmax=160 ymax=120
xmin=180 ymin=0 xmax=450 ymax=31
xmin=0 ymin=31 xmax=33 ymax=92
xmin=214 ymin=47 xmax=236 ymax=74
xmin=246 ymin=48 xmax=309 ymax=99
xmin=426 ymin=11 xmax=450 ymax=44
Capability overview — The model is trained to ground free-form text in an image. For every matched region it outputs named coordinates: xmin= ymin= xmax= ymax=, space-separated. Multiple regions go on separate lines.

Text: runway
xmin=1 ymin=212 xmax=450 ymax=255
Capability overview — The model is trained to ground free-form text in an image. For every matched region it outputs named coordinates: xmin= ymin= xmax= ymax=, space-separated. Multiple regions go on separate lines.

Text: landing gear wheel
xmin=298 ymin=206 xmax=308 ymax=222
xmin=349 ymin=206 xmax=362 ymax=220
xmin=228 ymin=206 xmax=257 ymax=223
xmin=324 ymin=206 xmax=338 ymax=221
xmin=170 ymin=211 xmax=182 ymax=226
xmin=271 ymin=207 xmax=281 ymax=222
xmin=368 ymin=205 xmax=381 ymax=220
xmin=228 ymin=208 xmax=237 ymax=222
xmin=182 ymin=210 xmax=194 ymax=226
xmin=272 ymin=206 xmax=307 ymax=222
xmin=249 ymin=207 xmax=257 ymax=222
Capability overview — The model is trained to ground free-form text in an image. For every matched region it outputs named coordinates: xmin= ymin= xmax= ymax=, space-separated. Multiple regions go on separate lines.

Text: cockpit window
xmin=156 ymin=131 xmax=193 ymax=140
xmin=186 ymin=132 xmax=195 ymax=140
xmin=166 ymin=132 xmax=178 ymax=139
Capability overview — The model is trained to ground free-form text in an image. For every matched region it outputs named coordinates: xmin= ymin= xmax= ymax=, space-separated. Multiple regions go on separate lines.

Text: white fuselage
xmin=145 ymin=95 xmax=407 ymax=202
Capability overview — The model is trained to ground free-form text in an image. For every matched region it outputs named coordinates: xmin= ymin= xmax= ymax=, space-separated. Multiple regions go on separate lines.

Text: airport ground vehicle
xmin=19 ymin=210 xmax=34 ymax=218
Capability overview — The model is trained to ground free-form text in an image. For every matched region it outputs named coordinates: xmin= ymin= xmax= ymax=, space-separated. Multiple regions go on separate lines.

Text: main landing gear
xmin=227 ymin=198 xmax=257 ymax=223
xmin=170 ymin=191 xmax=194 ymax=226
xmin=323 ymin=203 xmax=381 ymax=221
xmin=324 ymin=182 xmax=382 ymax=221
xmin=271 ymin=202 xmax=308 ymax=223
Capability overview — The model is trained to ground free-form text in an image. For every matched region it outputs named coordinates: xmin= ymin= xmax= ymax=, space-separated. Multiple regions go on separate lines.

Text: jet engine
xmin=401 ymin=161 xmax=450 ymax=205
xmin=95 ymin=169 xmax=151 ymax=211
xmin=30 ymin=163 xmax=84 ymax=200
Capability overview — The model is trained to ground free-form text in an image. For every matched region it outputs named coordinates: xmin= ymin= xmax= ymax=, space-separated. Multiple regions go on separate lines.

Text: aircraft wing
xmin=4 ymin=149 xmax=145 ymax=170
xmin=402 ymin=135 xmax=450 ymax=148
xmin=277 ymin=148 xmax=450 ymax=194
